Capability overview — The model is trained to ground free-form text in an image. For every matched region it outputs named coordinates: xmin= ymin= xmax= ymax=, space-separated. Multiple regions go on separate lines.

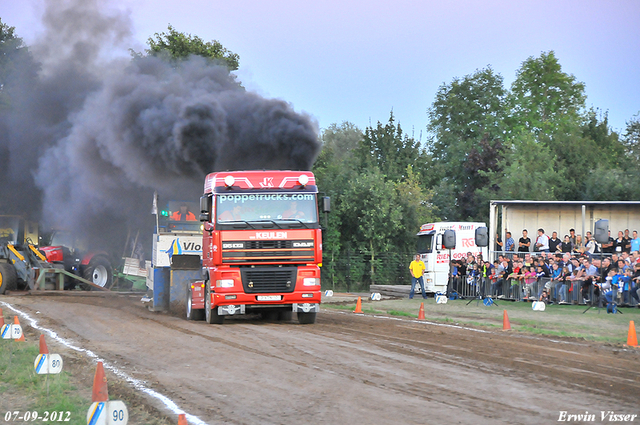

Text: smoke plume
xmin=0 ymin=0 xmax=320 ymax=255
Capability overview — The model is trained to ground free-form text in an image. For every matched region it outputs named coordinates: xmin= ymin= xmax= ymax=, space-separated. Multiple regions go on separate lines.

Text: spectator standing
xmin=505 ymin=231 xmax=515 ymax=254
xmin=535 ymin=229 xmax=550 ymax=253
xmin=630 ymin=230 xmax=640 ymax=254
xmin=601 ymin=230 xmax=615 ymax=254
xmin=585 ymin=235 xmax=600 ymax=257
xmin=613 ymin=231 xmax=628 ymax=255
xmin=560 ymin=235 xmax=573 ymax=253
xmin=573 ymin=235 xmax=584 ymax=255
xmin=624 ymin=229 xmax=632 ymax=253
xmin=518 ymin=230 xmax=531 ymax=254
xmin=549 ymin=232 xmax=562 ymax=253
xmin=569 ymin=229 xmax=577 ymax=246
xmin=495 ymin=233 xmax=503 ymax=252
xmin=408 ymin=254 xmax=427 ymax=299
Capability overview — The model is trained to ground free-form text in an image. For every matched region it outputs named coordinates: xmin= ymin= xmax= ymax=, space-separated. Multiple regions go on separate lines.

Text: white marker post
xmin=1 ymin=323 xmax=23 ymax=340
xmin=34 ymin=353 xmax=63 ymax=374
xmin=87 ymin=362 xmax=128 ymax=425
xmin=87 ymin=400 xmax=128 ymax=425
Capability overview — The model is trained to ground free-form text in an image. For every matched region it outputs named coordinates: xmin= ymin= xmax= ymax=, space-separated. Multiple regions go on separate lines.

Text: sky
xmin=3 ymin=0 xmax=639 ymax=139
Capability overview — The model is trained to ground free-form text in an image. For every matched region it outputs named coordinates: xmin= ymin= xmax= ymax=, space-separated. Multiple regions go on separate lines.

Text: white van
xmin=416 ymin=222 xmax=488 ymax=294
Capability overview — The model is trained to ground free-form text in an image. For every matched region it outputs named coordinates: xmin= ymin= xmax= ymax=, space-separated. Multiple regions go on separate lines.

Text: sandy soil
xmin=2 ymin=293 xmax=639 ymax=425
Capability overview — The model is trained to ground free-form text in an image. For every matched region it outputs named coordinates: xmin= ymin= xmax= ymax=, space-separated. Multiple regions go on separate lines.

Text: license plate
xmin=257 ymin=295 xmax=282 ymax=301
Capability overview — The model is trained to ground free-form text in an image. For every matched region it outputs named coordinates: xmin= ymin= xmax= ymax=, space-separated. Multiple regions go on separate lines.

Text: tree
xmin=509 ymin=51 xmax=585 ymax=136
xmin=623 ymin=113 xmax=640 ymax=165
xmin=0 ymin=18 xmax=29 ymax=109
xmin=480 ymin=132 xmax=566 ymax=201
xmin=141 ymin=25 xmax=239 ymax=70
xmin=338 ymin=169 xmax=403 ymax=284
xmin=427 ymin=66 xmax=507 ymax=220
xmin=356 ymin=112 xmax=429 ymax=183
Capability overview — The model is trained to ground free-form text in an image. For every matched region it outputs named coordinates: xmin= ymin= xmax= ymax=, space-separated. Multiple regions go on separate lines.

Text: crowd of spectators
xmin=452 ymin=227 xmax=640 ymax=307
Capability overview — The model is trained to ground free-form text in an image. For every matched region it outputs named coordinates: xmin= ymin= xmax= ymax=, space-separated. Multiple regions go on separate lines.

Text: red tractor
xmin=39 ymin=230 xmax=114 ymax=289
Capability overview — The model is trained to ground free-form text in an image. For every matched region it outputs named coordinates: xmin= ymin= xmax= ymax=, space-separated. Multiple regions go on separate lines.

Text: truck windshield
xmin=417 ymin=234 xmax=433 ymax=253
xmin=216 ymin=193 xmax=318 ymax=227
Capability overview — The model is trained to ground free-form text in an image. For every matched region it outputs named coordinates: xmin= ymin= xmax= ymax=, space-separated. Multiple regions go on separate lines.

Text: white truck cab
xmin=416 ymin=222 xmax=488 ymax=294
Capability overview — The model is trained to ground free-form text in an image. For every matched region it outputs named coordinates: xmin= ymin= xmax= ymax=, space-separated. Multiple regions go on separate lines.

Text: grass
xmin=0 ymin=341 xmax=89 ymax=425
xmin=323 ymin=297 xmax=640 ymax=345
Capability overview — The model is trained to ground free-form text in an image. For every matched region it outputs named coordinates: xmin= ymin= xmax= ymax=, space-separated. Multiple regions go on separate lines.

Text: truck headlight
xmin=216 ymin=279 xmax=234 ymax=288
xmin=303 ymin=278 xmax=319 ymax=286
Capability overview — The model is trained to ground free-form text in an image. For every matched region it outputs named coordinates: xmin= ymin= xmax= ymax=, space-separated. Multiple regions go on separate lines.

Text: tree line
xmin=2 ymin=20 xmax=639 ymax=288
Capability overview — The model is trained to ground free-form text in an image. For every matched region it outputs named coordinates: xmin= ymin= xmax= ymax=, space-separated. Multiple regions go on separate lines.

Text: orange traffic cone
xmin=39 ymin=334 xmax=49 ymax=354
xmin=178 ymin=414 xmax=188 ymax=425
xmin=627 ymin=321 xmax=637 ymax=347
xmin=13 ymin=316 xmax=25 ymax=341
xmin=418 ymin=302 xmax=425 ymax=320
xmin=354 ymin=297 xmax=363 ymax=313
xmin=92 ymin=362 xmax=109 ymax=402
xmin=502 ymin=310 xmax=511 ymax=331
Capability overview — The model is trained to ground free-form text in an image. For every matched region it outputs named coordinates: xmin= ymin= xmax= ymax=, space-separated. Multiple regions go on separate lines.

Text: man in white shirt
xmin=535 ymin=228 xmax=550 ymax=253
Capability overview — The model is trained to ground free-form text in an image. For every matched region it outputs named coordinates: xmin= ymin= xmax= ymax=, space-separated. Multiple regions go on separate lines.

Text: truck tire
xmin=0 ymin=263 xmax=18 ymax=294
xmin=204 ymin=286 xmax=224 ymax=324
xmin=186 ymin=288 xmax=204 ymax=321
xmin=82 ymin=256 xmax=113 ymax=289
xmin=297 ymin=312 xmax=317 ymax=324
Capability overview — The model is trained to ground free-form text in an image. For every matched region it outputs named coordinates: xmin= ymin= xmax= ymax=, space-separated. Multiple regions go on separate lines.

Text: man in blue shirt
xmin=505 ymin=231 xmax=515 ymax=256
xmin=630 ymin=230 xmax=640 ymax=254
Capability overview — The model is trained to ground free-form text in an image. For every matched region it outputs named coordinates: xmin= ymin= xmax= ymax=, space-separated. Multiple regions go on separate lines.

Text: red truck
xmin=187 ymin=170 xmax=323 ymax=324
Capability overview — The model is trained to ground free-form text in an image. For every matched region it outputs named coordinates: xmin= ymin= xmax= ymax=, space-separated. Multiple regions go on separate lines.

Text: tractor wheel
xmin=82 ymin=256 xmax=113 ymax=290
xmin=204 ymin=286 xmax=224 ymax=324
xmin=186 ymin=288 xmax=205 ymax=321
xmin=0 ymin=263 xmax=18 ymax=294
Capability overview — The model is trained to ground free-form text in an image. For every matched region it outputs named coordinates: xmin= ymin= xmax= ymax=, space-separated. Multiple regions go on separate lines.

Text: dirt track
xmin=3 ymin=294 xmax=639 ymax=425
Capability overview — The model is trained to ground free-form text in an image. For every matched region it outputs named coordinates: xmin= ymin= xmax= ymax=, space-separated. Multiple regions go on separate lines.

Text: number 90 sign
xmin=87 ymin=401 xmax=128 ymax=425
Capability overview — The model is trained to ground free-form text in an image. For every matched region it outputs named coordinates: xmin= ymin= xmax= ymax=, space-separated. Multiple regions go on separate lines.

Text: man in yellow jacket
xmin=409 ymin=254 xmax=427 ymax=299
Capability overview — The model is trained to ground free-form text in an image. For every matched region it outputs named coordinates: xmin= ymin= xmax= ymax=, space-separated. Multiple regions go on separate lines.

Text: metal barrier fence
xmin=448 ymin=273 xmax=639 ymax=307
xmin=321 ymin=250 xmax=413 ymax=292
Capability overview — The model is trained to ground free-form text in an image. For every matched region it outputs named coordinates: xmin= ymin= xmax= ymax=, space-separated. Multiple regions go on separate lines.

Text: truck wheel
xmin=205 ymin=286 xmax=224 ymax=324
xmin=82 ymin=256 xmax=113 ymax=289
xmin=297 ymin=312 xmax=316 ymax=324
xmin=0 ymin=263 xmax=18 ymax=294
xmin=186 ymin=289 xmax=204 ymax=321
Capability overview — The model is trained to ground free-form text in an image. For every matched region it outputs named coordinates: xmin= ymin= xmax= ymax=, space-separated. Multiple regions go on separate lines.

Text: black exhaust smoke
xmin=0 ymin=0 xmax=321 ymax=255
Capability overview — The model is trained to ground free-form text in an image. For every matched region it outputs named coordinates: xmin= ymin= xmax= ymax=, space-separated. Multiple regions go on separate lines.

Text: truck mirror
xmin=200 ymin=195 xmax=211 ymax=213
xmin=322 ymin=197 xmax=331 ymax=213
xmin=199 ymin=213 xmax=210 ymax=222
xmin=435 ymin=233 xmax=443 ymax=250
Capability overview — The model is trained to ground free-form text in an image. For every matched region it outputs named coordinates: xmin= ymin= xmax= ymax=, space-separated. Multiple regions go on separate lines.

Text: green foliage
xmin=0 ymin=342 xmax=89 ymax=425
xmin=142 ymin=24 xmax=239 ymax=70
xmin=509 ymin=51 xmax=586 ymax=135
xmin=314 ymin=118 xmax=437 ymax=288
xmin=0 ymin=18 xmax=32 ymax=109
xmin=427 ymin=66 xmax=507 ymax=220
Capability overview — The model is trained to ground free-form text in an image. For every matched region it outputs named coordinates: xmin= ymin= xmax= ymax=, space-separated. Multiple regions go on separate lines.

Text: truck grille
xmin=222 ymin=240 xmax=314 ymax=264
xmin=241 ymin=267 xmax=297 ymax=293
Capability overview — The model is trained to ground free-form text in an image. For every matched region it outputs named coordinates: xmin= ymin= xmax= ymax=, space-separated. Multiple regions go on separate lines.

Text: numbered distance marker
xmin=34 ymin=353 xmax=63 ymax=374
xmin=1 ymin=324 xmax=23 ymax=340
xmin=87 ymin=400 xmax=128 ymax=425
